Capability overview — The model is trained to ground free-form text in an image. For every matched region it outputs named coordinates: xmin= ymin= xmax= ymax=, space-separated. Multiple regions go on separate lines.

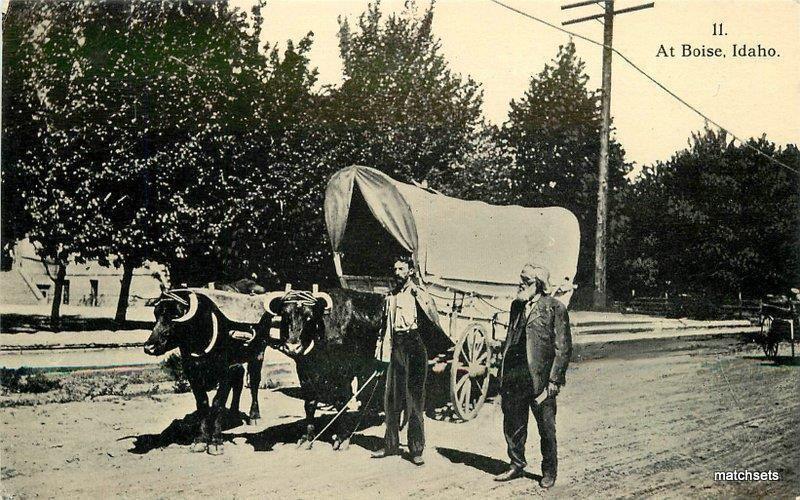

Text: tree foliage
xmin=244 ymin=0 xmax=487 ymax=285
xmin=326 ymin=0 xmax=484 ymax=183
xmin=611 ymin=130 xmax=800 ymax=298
xmin=1 ymin=0 xmax=319 ymax=319
xmin=462 ymin=41 xmax=630 ymax=303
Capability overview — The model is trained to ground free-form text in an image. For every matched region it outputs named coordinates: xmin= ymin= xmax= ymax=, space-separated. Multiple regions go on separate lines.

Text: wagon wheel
xmin=450 ymin=323 xmax=492 ymax=421
xmin=760 ymin=315 xmax=779 ymax=359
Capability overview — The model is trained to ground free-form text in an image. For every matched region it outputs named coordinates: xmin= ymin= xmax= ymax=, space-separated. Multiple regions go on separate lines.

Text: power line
xmin=488 ymin=0 xmax=800 ymax=176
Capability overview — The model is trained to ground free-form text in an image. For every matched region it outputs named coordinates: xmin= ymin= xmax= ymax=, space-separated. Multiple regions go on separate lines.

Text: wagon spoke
xmin=461 ymin=339 xmax=471 ymax=363
xmin=457 ymin=380 xmax=467 ymax=407
xmin=469 ymin=331 xmax=478 ymax=362
xmin=475 ymin=337 xmax=486 ymax=355
xmin=455 ymin=374 xmax=469 ymax=393
xmin=460 ymin=377 xmax=472 ymax=408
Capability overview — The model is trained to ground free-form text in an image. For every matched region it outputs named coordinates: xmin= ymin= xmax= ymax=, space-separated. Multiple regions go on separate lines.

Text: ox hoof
xmin=208 ymin=443 xmax=224 ymax=456
xmin=334 ymin=438 xmax=350 ymax=451
xmin=190 ymin=442 xmax=207 ymax=453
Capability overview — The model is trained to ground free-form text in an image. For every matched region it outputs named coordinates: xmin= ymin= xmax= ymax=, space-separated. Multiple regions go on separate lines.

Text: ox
xmin=144 ymin=283 xmax=272 ymax=455
xmin=265 ymin=287 xmax=384 ymax=450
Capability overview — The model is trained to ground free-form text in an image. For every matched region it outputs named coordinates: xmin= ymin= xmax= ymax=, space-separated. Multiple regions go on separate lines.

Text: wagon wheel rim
xmin=450 ymin=323 xmax=492 ymax=421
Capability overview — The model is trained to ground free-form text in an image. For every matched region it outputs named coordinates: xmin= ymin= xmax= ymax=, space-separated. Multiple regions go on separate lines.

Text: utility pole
xmin=562 ymin=0 xmax=654 ymax=310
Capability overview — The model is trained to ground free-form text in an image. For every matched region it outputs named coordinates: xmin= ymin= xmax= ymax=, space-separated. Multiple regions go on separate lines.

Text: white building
xmin=0 ymin=239 xmax=164 ymax=307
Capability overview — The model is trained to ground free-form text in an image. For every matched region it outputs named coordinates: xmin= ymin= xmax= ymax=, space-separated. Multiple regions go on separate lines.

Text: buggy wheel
xmin=450 ymin=323 xmax=492 ymax=421
xmin=760 ymin=316 xmax=779 ymax=359
xmin=762 ymin=340 xmax=779 ymax=359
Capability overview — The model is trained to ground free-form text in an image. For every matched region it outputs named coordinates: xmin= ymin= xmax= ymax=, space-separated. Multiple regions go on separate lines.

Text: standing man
xmin=494 ymin=263 xmax=572 ymax=488
xmin=372 ymin=255 xmax=447 ymax=466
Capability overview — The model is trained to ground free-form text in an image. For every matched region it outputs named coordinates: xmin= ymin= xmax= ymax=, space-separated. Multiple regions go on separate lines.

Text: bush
xmin=160 ymin=353 xmax=183 ymax=380
xmin=0 ymin=367 xmax=25 ymax=392
xmin=22 ymin=372 xmax=62 ymax=393
xmin=160 ymin=353 xmax=191 ymax=393
xmin=0 ymin=368 xmax=61 ymax=394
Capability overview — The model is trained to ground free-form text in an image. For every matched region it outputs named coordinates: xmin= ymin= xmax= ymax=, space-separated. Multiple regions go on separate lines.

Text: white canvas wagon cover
xmin=324 ymin=165 xmax=581 ymax=306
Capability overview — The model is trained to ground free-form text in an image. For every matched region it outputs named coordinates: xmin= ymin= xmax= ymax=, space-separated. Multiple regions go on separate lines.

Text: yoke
xmin=172 ymin=288 xmax=268 ymax=325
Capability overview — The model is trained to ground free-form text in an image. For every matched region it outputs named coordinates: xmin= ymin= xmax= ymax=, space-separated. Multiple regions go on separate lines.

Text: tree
xmin=498 ymin=41 xmax=630 ymax=305
xmin=240 ymin=0 xmax=487 ymax=286
xmin=2 ymin=0 xmax=320 ymax=323
xmin=432 ymin=123 xmax=515 ymax=200
xmin=2 ymin=0 xmax=99 ymax=328
xmin=326 ymin=0 xmax=484 ymax=183
xmin=1 ymin=2 xmax=42 ymax=267
xmin=611 ymin=129 xmax=800 ymax=299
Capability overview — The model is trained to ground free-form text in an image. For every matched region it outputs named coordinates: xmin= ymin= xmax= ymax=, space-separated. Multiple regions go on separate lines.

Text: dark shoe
xmin=411 ymin=455 xmax=425 ymax=466
xmin=371 ymin=448 xmax=400 ymax=459
xmin=493 ymin=466 xmax=524 ymax=482
xmin=540 ymin=473 xmax=556 ymax=489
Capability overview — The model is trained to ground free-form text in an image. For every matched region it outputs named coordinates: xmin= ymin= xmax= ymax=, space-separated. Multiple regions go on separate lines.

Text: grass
xmin=0 ymin=366 xmax=172 ymax=407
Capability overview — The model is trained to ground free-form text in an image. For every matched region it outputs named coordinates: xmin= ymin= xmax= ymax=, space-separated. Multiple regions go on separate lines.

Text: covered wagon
xmin=324 ymin=165 xmax=581 ymax=419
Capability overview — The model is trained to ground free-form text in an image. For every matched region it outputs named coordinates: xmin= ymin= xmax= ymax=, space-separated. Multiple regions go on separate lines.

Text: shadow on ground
xmin=436 ymin=447 xmax=540 ymax=481
xmin=743 ymin=355 xmax=800 ymax=367
xmin=126 ymin=408 xmax=385 ymax=455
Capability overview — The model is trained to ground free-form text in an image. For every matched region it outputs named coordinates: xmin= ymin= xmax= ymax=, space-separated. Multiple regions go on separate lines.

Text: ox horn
xmin=190 ymin=312 xmax=219 ymax=358
xmin=312 ymin=285 xmax=333 ymax=310
xmin=173 ymin=292 xmax=198 ymax=323
xmin=262 ymin=291 xmax=285 ymax=316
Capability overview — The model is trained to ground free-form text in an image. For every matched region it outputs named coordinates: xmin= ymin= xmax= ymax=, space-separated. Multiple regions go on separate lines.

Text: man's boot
xmin=493 ymin=465 xmax=524 ymax=482
xmin=539 ymin=471 xmax=557 ymax=489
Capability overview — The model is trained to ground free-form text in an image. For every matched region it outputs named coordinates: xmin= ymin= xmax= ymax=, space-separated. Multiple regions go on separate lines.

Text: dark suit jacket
xmin=501 ymin=296 xmax=572 ymax=396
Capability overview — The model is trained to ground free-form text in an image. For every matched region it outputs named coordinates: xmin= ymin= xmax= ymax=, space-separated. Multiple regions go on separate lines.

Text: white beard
xmin=516 ymin=285 xmax=536 ymax=302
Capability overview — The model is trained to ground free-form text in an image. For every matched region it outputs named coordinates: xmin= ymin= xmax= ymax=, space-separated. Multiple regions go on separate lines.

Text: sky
xmin=250 ymin=0 xmax=799 ymax=170
xmin=2 ymin=0 xmax=796 ymax=170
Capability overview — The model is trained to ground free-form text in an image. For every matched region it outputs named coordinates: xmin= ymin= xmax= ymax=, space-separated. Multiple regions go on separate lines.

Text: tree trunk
xmin=115 ymin=261 xmax=135 ymax=325
xmin=50 ymin=263 xmax=67 ymax=331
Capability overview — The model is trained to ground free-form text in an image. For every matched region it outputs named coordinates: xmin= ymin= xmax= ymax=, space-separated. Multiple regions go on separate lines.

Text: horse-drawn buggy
xmin=323 ymin=165 xmax=581 ymax=420
xmin=757 ymin=288 xmax=799 ymax=360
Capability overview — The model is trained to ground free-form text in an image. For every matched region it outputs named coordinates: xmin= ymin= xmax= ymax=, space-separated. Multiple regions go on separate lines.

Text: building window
xmin=62 ymin=280 xmax=70 ymax=305
xmin=89 ymin=279 xmax=99 ymax=307
xmin=37 ymin=284 xmax=50 ymax=299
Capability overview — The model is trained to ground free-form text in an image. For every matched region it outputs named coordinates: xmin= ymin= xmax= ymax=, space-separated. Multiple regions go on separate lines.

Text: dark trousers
xmin=501 ymin=342 xmax=558 ymax=474
xmin=384 ymin=329 xmax=427 ymax=456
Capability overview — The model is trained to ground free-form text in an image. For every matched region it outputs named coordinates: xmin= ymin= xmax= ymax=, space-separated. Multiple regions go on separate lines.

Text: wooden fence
xmin=612 ymin=295 xmax=761 ymax=319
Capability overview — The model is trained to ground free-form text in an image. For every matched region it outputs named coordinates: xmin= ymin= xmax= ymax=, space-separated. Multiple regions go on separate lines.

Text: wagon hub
xmin=468 ymin=364 xmax=488 ymax=378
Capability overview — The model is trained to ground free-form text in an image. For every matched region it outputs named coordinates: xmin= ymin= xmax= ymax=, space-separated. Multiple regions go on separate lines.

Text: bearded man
xmin=371 ymin=255 xmax=447 ymax=466
xmin=494 ymin=263 xmax=572 ymax=489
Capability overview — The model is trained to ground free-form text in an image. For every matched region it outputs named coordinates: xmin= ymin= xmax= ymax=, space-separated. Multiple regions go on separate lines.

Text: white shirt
xmin=394 ymin=283 xmax=418 ymax=331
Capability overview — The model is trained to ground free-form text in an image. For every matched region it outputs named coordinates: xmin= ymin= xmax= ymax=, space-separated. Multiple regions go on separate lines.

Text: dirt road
xmin=2 ymin=337 xmax=797 ymax=499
